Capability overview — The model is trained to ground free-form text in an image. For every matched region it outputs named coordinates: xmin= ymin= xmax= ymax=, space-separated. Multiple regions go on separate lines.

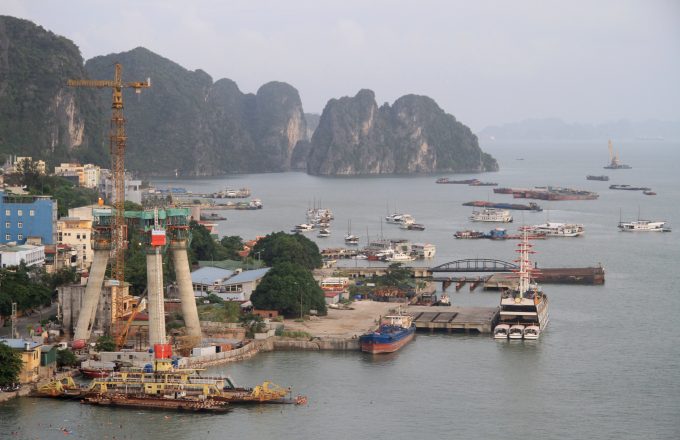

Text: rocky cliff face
xmin=86 ymin=49 xmax=307 ymax=176
xmin=0 ymin=16 xmax=103 ymax=163
xmin=307 ymin=90 xmax=498 ymax=175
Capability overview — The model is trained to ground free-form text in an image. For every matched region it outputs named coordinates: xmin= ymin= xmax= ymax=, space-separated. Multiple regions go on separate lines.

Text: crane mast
xmin=68 ymin=63 xmax=150 ymax=327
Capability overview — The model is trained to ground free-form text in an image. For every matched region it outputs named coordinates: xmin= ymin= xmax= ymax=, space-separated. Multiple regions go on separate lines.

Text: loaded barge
xmin=462 ymin=201 xmax=543 ymax=211
xmin=494 ymin=186 xmax=598 ymax=200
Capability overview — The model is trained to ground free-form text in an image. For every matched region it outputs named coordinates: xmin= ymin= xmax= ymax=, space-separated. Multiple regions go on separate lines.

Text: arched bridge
xmin=430 ymin=259 xmax=518 ymax=273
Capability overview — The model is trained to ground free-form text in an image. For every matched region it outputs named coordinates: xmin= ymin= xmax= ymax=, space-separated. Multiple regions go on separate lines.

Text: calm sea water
xmin=2 ymin=140 xmax=679 ymax=439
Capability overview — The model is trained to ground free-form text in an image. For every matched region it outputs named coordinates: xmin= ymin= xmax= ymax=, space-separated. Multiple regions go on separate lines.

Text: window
xmin=4 ymin=209 xmax=9 ymax=216
xmin=17 ymin=209 xmax=22 ymax=216
xmin=17 ymin=222 xmax=22 ymax=228
xmin=17 ymin=234 xmax=23 ymax=240
xmin=5 ymin=234 xmax=9 ymax=240
xmin=4 ymin=222 xmax=9 ymax=228
xmin=29 ymin=209 xmax=35 ymax=216
xmin=76 ymin=234 xmax=80 ymax=239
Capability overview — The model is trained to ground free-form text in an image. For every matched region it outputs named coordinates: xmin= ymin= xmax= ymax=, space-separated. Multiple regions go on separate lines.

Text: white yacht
xmin=386 ymin=252 xmax=414 ymax=263
xmin=495 ymin=231 xmax=550 ymax=340
xmin=618 ymin=220 xmax=671 ymax=232
xmin=470 ymin=208 xmax=513 ymax=223
xmin=508 ymin=325 xmax=525 ymax=339
xmin=344 ymin=234 xmax=360 ymax=245
xmin=386 ymin=212 xmax=409 ymax=224
xmin=523 ymin=325 xmax=540 ymax=340
xmin=317 ymin=228 xmax=331 ymax=237
xmin=411 ymin=243 xmax=436 ymax=259
xmin=291 ymin=223 xmax=314 ymax=233
xmin=494 ymin=324 xmax=510 ymax=339
xmin=528 ymin=222 xmax=584 ymax=237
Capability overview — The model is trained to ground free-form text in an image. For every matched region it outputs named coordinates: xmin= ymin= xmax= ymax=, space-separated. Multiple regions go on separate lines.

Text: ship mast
xmin=515 ymin=230 xmax=535 ymax=297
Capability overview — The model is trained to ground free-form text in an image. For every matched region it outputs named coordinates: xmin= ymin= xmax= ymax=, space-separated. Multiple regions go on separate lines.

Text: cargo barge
xmin=436 ymin=178 xmax=498 ymax=186
xmin=81 ymin=394 xmax=231 ymax=413
xmin=609 ymin=184 xmax=651 ymax=191
xmin=359 ymin=310 xmax=416 ymax=354
xmin=462 ymin=201 xmax=543 ymax=211
xmin=511 ymin=187 xmax=598 ymax=200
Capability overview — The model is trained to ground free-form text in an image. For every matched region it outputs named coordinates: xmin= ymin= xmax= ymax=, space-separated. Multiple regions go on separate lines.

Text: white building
xmin=0 ymin=243 xmax=45 ymax=268
xmin=57 ymin=217 xmax=93 ymax=271
xmin=82 ymin=164 xmax=101 ymax=189
xmin=99 ymin=169 xmax=142 ymax=205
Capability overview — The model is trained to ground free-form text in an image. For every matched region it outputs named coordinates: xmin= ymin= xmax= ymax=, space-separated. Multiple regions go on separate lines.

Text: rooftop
xmin=0 ymin=243 xmax=44 ymax=253
xmin=222 ymin=267 xmax=270 ymax=285
xmin=0 ymin=338 xmax=42 ymax=350
xmin=191 ymin=266 xmax=234 ymax=285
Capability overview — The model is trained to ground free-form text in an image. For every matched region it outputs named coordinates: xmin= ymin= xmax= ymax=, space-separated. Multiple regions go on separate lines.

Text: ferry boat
xmin=494 ymin=232 xmax=549 ymax=339
xmin=359 ymin=310 xmax=416 ymax=354
xmin=386 ymin=252 xmax=415 ymax=263
xmin=618 ymin=220 xmax=671 ymax=232
xmin=526 ymin=222 xmax=584 ymax=237
xmin=469 ymin=208 xmax=513 ymax=223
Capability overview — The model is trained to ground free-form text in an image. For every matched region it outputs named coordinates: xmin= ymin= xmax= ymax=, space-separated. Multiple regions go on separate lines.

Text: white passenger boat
xmin=618 ymin=220 xmax=671 ymax=232
xmin=386 ymin=252 xmax=414 ymax=262
xmin=523 ymin=325 xmax=540 ymax=340
xmin=508 ymin=324 xmax=525 ymax=339
xmin=493 ymin=324 xmax=510 ymax=339
xmin=527 ymin=222 xmax=584 ymax=237
xmin=292 ymin=223 xmax=314 ymax=233
xmin=317 ymin=228 xmax=331 ymax=237
xmin=386 ymin=212 xmax=410 ymax=224
xmin=469 ymin=208 xmax=513 ymax=223
xmin=410 ymin=243 xmax=436 ymax=259
xmin=497 ymin=231 xmax=550 ymax=340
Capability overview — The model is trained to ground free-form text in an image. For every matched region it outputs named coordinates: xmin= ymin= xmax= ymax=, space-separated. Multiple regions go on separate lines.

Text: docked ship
xmin=436 ymin=178 xmax=479 ymax=184
xmin=618 ymin=219 xmax=671 ymax=232
xmin=586 ymin=175 xmax=609 ymax=181
xmin=462 ymin=201 xmax=542 ymax=211
xmin=359 ymin=310 xmax=416 ymax=353
xmin=494 ymin=233 xmax=549 ymax=340
xmin=511 ymin=187 xmax=599 ymax=201
xmin=525 ymin=222 xmax=585 ymax=237
xmin=604 ymin=140 xmax=632 ymax=169
xmin=469 ymin=208 xmax=513 ymax=223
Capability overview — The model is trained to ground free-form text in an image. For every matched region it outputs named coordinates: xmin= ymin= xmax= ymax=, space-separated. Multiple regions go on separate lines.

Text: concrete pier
xmin=73 ymin=250 xmax=109 ymax=341
xmin=146 ymin=250 xmax=166 ymax=345
xmin=408 ymin=306 xmax=499 ymax=333
xmin=172 ymin=242 xmax=202 ymax=339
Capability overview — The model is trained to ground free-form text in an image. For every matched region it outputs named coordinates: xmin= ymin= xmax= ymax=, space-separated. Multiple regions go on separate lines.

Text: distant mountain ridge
xmin=479 ymin=118 xmax=680 ymax=141
xmin=308 ymin=90 xmax=497 ymax=175
xmin=0 ymin=15 xmax=496 ymax=177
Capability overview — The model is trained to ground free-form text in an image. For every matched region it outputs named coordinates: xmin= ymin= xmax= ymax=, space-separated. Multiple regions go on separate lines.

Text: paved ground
xmin=0 ymin=303 xmax=57 ymax=338
xmin=283 ymin=300 xmax=398 ymax=339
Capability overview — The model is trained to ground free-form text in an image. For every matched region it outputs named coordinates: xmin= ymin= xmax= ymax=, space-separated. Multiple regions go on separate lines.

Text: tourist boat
xmin=469 ymin=208 xmax=513 ymax=223
xmin=508 ymin=324 xmax=525 ymax=339
xmin=618 ymin=220 xmax=671 ymax=232
xmin=386 ymin=252 xmax=415 ymax=263
xmin=523 ymin=325 xmax=540 ymax=340
xmin=494 ymin=231 xmax=550 ymax=340
xmin=291 ymin=223 xmax=314 ymax=233
xmin=493 ymin=324 xmax=510 ymax=339
xmin=317 ymin=228 xmax=331 ymax=238
xmin=454 ymin=230 xmax=485 ymax=239
xmin=359 ymin=310 xmax=416 ymax=354
xmin=526 ymin=222 xmax=584 ymax=237
xmin=586 ymin=175 xmax=609 ymax=181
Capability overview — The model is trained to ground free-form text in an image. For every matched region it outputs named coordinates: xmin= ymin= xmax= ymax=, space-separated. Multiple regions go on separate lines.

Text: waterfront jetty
xmin=408 ymin=306 xmax=498 ymax=333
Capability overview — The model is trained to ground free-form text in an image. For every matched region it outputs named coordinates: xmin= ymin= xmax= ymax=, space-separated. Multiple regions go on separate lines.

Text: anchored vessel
xmin=494 ymin=232 xmax=549 ymax=340
xmin=524 ymin=222 xmax=585 ymax=237
xmin=470 ymin=208 xmax=513 ymax=223
xmin=463 ymin=201 xmax=543 ymax=211
xmin=360 ymin=310 xmax=416 ymax=354
xmin=586 ymin=175 xmax=609 ymax=181
xmin=604 ymin=140 xmax=632 ymax=169
xmin=618 ymin=220 xmax=671 ymax=232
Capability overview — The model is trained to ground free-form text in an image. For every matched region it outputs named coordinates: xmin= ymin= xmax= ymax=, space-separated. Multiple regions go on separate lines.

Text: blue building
xmin=0 ymin=191 xmax=57 ymax=245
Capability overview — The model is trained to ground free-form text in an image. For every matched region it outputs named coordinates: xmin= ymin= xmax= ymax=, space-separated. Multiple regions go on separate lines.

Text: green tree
xmin=95 ymin=336 xmax=116 ymax=352
xmin=188 ymin=221 xmax=229 ymax=263
xmin=251 ymin=262 xmax=326 ymax=317
xmin=219 ymin=235 xmax=244 ymax=260
xmin=56 ymin=349 xmax=78 ymax=368
xmin=375 ymin=263 xmax=413 ymax=288
xmin=0 ymin=265 xmax=52 ymax=316
xmin=251 ymin=232 xmax=322 ymax=270
xmin=0 ymin=342 xmax=22 ymax=387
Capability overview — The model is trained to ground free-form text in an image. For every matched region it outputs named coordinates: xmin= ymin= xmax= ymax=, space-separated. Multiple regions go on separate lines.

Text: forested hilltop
xmin=0 ymin=16 xmax=497 ymax=176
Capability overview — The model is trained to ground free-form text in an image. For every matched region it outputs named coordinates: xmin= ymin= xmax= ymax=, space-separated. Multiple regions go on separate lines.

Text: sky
xmin=2 ymin=0 xmax=679 ymax=131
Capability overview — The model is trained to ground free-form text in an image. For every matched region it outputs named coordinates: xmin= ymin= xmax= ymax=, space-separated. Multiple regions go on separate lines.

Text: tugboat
xmin=359 ymin=309 xmax=416 ymax=354
xmin=494 ymin=231 xmax=549 ymax=339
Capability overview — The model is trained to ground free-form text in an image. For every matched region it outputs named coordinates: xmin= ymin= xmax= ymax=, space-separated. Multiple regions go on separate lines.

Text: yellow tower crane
xmin=68 ymin=63 xmax=150 ymax=327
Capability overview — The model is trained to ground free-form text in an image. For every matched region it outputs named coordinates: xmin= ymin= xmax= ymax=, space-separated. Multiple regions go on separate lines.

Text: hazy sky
xmin=2 ymin=0 xmax=679 ymax=130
